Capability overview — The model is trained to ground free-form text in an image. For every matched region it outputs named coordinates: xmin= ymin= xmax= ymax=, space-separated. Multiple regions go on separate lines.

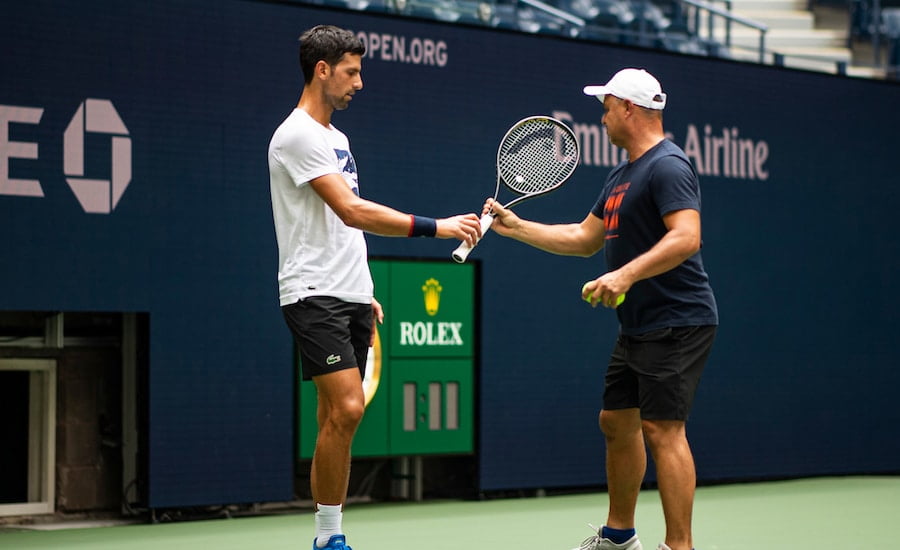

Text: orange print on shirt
xmin=604 ymin=182 xmax=630 ymax=240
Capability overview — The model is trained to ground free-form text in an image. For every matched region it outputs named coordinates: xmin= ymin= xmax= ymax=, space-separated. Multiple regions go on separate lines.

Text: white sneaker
xmin=572 ymin=525 xmax=643 ymax=550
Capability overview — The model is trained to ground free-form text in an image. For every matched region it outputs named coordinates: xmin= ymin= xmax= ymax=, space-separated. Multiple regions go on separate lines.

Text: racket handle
xmin=451 ymin=213 xmax=495 ymax=263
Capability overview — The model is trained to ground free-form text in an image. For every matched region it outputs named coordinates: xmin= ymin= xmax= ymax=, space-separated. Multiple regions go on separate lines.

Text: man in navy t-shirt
xmin=483 ymin=68 xmax=717 ymax=550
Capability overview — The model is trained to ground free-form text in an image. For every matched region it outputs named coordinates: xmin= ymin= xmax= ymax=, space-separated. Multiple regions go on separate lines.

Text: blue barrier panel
xmin=2 ymin=0 xmax=898 ymax=505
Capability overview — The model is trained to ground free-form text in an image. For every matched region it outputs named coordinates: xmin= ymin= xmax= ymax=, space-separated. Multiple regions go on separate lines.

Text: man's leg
xmin=642 ymin=419 xmax=694 ymax=550
xmin=311 ymin=367 xmax=366 ymax=506
xmin=599 ymin=407 xmax=646 ymax=529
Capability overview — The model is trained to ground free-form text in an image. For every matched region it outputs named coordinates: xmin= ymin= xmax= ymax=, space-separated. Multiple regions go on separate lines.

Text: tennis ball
xmin=582 ymin=282 xmax=625 ymax=307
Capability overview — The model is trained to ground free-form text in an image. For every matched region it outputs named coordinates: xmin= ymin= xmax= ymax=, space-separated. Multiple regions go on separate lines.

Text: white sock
xmin=315 ymin=504 xmax=343 ymax=548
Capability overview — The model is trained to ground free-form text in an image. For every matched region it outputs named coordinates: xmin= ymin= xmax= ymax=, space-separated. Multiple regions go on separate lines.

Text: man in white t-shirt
xmin=268 ymin=25 xmax=481 ymax=550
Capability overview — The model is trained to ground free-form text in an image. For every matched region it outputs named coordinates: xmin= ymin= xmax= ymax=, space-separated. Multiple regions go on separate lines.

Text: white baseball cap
xmin=583 ymin=68 xmax=667 ymax=110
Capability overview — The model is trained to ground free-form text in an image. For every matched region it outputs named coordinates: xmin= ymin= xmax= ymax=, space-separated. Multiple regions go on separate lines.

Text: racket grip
xmin=451 ymin=214 xmax=494 ymax=263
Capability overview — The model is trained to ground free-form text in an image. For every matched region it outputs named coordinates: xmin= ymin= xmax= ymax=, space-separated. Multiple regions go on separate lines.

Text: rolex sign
xmin=388 ymin=262 xmax=474 ymax=358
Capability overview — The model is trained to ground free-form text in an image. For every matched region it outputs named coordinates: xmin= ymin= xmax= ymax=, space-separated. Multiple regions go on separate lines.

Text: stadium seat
xmin=884 ymin=8 xmax=900 ymax=78
xmin=579 ymin=23 xmax=626 ymax=43
xmin=883 ymin=6 xmax=900 ymax=36
xmin=589 ymin=0 xmax=635 ymax=26
xmin=849 ymin=0 xmax=875 ymax=40
xmin=320 ymin=0 xmax=392 ymax=12
xmin=515 ymin=5 xmax=576 ymax=36
xmin=486 ymin=2 xmax=521 ymax=29
xmin=623 ymin=0 xmax=670 ymax=46
xmin=658 ymin=19 xmax=704 ymax=54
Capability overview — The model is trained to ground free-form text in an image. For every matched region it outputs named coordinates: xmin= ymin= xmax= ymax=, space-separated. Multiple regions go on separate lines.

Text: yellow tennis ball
xmin=582 ymin=282 xmax=625 ymax=307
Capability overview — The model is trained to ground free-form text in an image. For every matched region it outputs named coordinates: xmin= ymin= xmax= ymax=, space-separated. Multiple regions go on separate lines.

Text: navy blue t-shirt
xmin=590 ymin=139 xmax=718 ymax=335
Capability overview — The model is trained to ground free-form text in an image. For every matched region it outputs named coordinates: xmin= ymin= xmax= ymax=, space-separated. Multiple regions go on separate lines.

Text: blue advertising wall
xmin=2 ymin=0 xmax=898 ymax=506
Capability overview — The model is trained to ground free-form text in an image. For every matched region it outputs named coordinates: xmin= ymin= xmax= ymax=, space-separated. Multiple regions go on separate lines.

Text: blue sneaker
xmin=313 ymin=534 xmax=353 ymax=550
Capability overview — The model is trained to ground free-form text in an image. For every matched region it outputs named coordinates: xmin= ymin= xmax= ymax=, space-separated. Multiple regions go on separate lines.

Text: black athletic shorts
xmin=603 ymin=325 xmax=716 ymax=421
xmin=282 ymin=296 xmax=373 ymax=381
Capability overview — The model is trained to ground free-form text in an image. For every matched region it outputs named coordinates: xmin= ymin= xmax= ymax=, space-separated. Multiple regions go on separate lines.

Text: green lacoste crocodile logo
xmin=326 ymin=354 xmax=341 ymax=366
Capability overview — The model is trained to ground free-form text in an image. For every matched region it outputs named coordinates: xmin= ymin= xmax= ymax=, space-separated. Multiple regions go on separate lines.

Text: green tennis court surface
xmin=2 ymin=476 xmax=897 ymax=549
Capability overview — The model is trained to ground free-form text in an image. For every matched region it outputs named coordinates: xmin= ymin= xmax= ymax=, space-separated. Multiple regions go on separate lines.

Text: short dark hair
xmin=298 ymin=25 xmax=366 ymax=84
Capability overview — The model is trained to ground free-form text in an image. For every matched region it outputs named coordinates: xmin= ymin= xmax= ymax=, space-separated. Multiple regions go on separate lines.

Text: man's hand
xmin=581 ymin=272 xmax=632 ymax=308
xmin=370 ymin=297 xmax=384 ymax=347
xmin=436 ymin=213 xmax=482 ymax=246
xmin=482 ymin=198 xmax=521 ymax=237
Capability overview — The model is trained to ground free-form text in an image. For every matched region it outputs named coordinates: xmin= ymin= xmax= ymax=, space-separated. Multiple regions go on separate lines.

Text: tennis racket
xmin=451 ymin=115 xmax=580 ymax=263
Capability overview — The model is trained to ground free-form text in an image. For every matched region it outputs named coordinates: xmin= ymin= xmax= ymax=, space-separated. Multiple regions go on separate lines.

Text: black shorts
xmin=603 ymin=325 xmax=716 ymax=421
xmin=282 ymin=296 xmax=373 ymax=381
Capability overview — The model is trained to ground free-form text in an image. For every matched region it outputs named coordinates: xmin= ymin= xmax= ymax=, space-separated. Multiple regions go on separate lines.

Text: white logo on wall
xmin=553 ymin=109 xmax=770 ymax=181
xmin=353 ymin=31 xmax=448 ymax=67
xmin=0 ymin=98 xmax=131 ymax=214
xmin=64 ymin=99 xmax=131 ymax=214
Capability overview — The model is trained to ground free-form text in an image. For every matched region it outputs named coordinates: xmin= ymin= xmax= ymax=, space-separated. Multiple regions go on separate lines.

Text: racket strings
xmin=499 ymin=122 xmax=578 ymax=195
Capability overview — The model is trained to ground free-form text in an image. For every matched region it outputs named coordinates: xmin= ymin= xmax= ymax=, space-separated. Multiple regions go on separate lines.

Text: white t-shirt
xmin=268 ymin=109 xmax=373 ymax=306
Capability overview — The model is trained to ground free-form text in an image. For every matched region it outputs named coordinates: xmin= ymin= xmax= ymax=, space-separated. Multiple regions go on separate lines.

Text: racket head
xmin=496 ymin=116 xmax=580 ymax=204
